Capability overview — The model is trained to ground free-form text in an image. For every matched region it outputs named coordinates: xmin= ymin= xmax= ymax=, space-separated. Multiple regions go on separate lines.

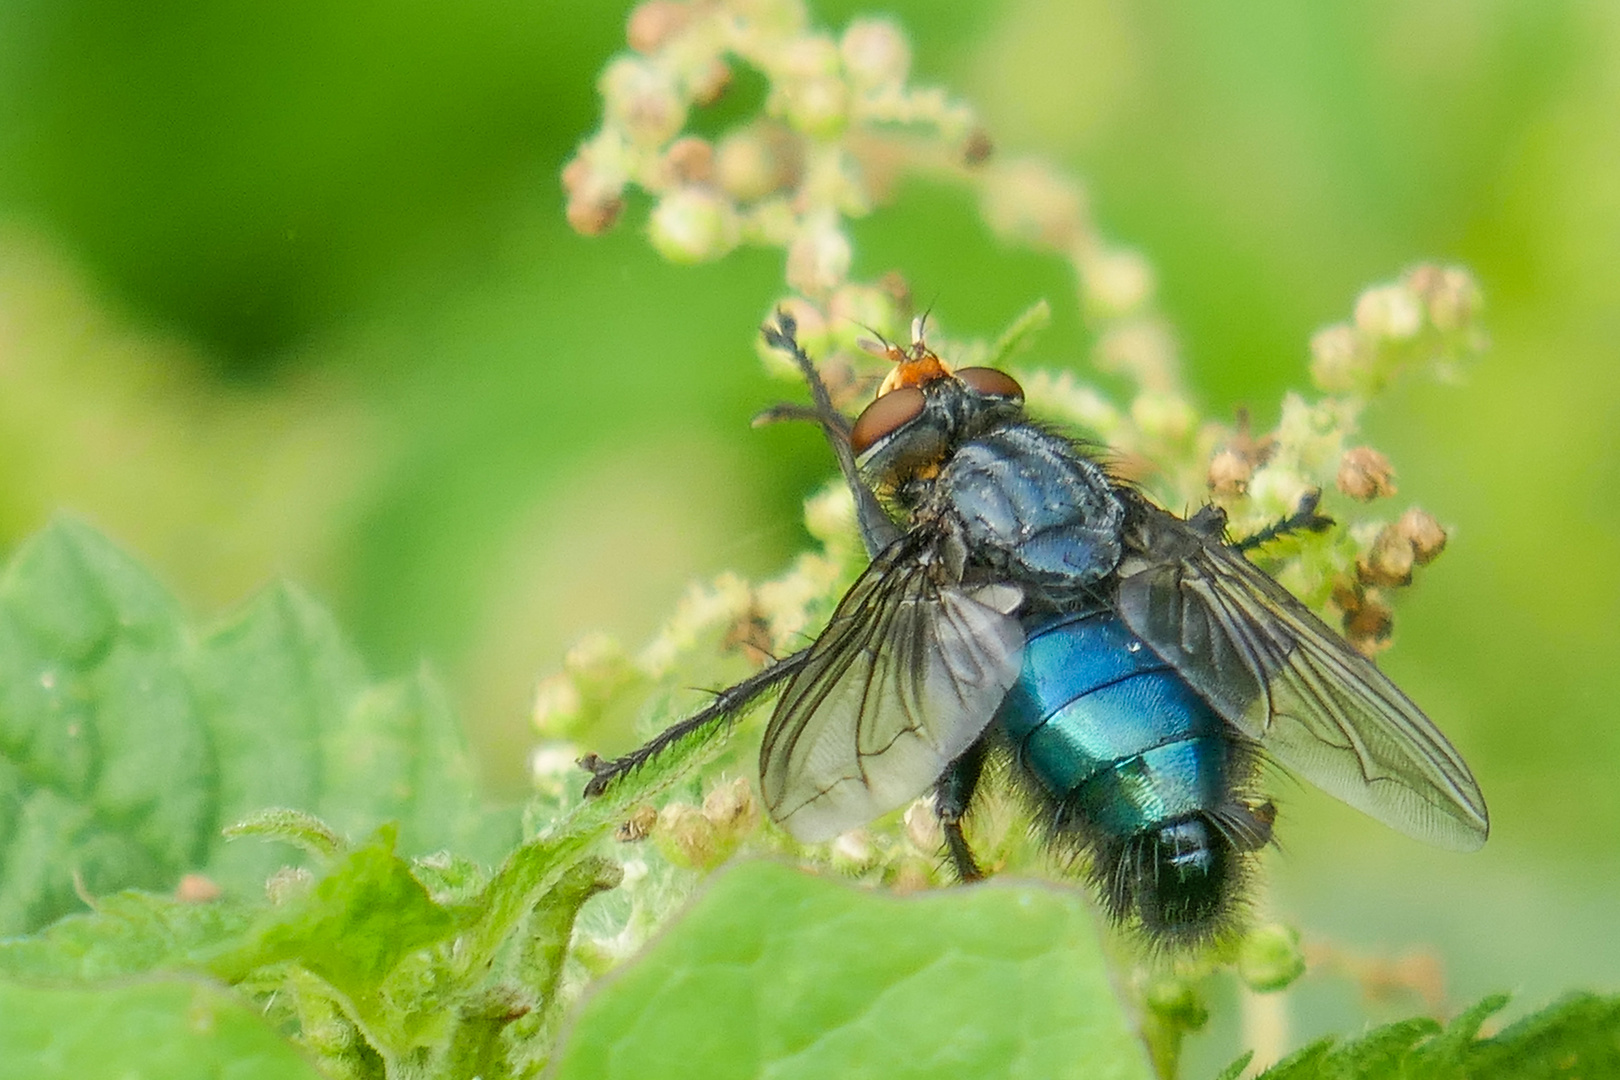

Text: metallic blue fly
xmin=582 ymin=312 xmax=1488 ymax=943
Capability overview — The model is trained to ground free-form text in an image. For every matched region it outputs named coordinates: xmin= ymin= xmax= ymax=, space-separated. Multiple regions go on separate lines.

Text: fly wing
xmin=760 ymin=538 xmax=1025 ymax=843
xmin=1114 ymin=499 xmax=1489 ymax=851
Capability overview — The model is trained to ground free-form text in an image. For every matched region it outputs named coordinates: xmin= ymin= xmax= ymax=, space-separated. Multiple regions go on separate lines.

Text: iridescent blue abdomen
xmin=995 ymin=608 xmax=1245 ymax=935
xmin=996 ymin=608 xmax=1229 ymax=829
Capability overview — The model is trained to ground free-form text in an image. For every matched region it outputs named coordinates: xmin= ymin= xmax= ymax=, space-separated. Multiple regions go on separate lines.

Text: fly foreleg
xmin=579 ymin=648 xmax=811 ymax=797
xmin=933 ymin=741 xmax=989 ymax=883
xmin=761 ymin=312 xmax=901 ymax=559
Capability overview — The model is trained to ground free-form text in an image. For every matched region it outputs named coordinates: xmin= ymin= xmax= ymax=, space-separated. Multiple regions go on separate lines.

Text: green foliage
xmin=0 ymin=513 xmax=658 ymax=1074
xmin=0 ymin=977 xmax=328 ymax=1080
xmin=550 ymin=860 xmax=1151 ymax=1080
xmin=0 ymin=515 xmax=519 ymax=936
xmin=1248 ymin=993 xmax=1620 ymax=1079
xmin=0 ymin=890 xmax=255 ymax=984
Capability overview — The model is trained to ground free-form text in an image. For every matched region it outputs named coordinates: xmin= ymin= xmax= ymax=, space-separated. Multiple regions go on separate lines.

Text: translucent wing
xmin=761 ymin=538 xmax=1025 ymax=843
xmin=1114 ymin=498 xmax=1489 ymax=851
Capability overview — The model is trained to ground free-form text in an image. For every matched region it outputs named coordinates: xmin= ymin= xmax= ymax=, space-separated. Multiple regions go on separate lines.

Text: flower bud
xmin=1208 ymin=448 xmax=1252 ymax=497
xmin=743 ymin=196 xmax=798 ymax=246
xmin=1395 ymin=507 xmax=1447 ymax=564
xmin=615 ymin=805 xmax=658 ymax=842
xmin=564 ymin=631 xmax=628 ymax=686
xmin=601 ymin=56 xmax=687 ymax=147
xmin=1131 ymin=392 xmax=1196 ymax=444
xmin=531 ymin=742 xmax=582 ymax=795
xmin=1337 ymin=446 xmax=1397 ymax=501
xmin=782 ymin=76 xmax=847 ymax=137
xmin=648 ymin=187 xmax=740 ymax=263
xmin=716 ymin=125 xmax=801 ymax=202
xmin=1143 ymin=975 xmax=1208 ymax=1030
xmin=627 ymin=1 xmax=691 ymax=54
xmin=663 ymin=136 xmax=714 ymax=184
xmin=1335 ymin=581 xmax=1394 ymax=655
xmin=1095 ymin=319 xmax=1177 ymax=394
xmin=980 ymin=159 xmax=1087 ymax=251
xmin=903 ymin=799 xmax=944 ymax=853
xmin=772 ymin=36 xmax=848 ymax=137
xmin=565 ymin=194 xmax=624 ymax=236
xmin=1083 ymin=248 xmax=1156 ymax=319
xmin=562 ymin=144 xmax=629 ymax=237
xmin=1239 ymin=924 xmax=1307 ymax=993
xmin=830 ymin=828 xmax=877 ymax=871
xmin=840 ymin=18 xmax=911 ymax=90
xmin=560 ymin=155 xmax=592 ymax=197
xmin=729 ymin=0 xmax=809 ymax=36
xmin=786 ymin=219 xmax=852 ymax=296
xmin=688 ymin=57 xmax=732 ymax=106
xmin=890 ymin=858 xmax=933 ymax=893
xmin=1247 ymin=464 xmax=1313 ymax=526
xmin=532 ymin=673 xmax=583 ymax=736
xmin=1309 ymin=323 xmax=1362 ymax=393
xmin=1354 ymin=284 xmax=1423 ymax=342
xmin=1358 ymin=526 xmax=1415 ymax=587
xmin=703 ymin=776 xmax=760 ymax=835
xmin=803 ymin=482 xmax=856 ymax=546
xmin=656 ymin=802 xmax=721 ymax=869
xmin=1405 ymin=264 xmax=1481 ymax=333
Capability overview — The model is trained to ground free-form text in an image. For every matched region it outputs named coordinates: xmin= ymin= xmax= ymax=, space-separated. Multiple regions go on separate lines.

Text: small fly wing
xmin=761 ymin=539 xmax=1025 ymax=843
xmin=1115 ymin=500 xmax=1489 ymax=851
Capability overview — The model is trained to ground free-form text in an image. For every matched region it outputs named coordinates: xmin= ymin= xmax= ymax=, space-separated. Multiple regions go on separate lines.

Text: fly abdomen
xmin=995 ymin=609 xmax=1265 ymax=940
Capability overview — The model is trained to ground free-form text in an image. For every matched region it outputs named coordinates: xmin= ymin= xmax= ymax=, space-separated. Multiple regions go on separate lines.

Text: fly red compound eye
xmin=955 ymin=367 xmax=1024 ymax=401
xmin=850 ymin=386 xmax=925 ymax=454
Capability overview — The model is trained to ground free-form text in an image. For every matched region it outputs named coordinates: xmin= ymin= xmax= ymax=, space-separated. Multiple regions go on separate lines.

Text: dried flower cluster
xmin=564 ymin=0 xmax=980 ymax=270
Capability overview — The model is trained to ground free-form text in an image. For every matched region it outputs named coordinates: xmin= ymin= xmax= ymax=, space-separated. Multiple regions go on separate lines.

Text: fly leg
xmin=934 ymin=741 xmax=988 ymax=883
xmin=579 ymin=647 xmax=811 ymax=797
xmin=761 ymin=312 xmax=901 ymax=559
xmin=1232 ymin=489 xmax=1334 ymax=552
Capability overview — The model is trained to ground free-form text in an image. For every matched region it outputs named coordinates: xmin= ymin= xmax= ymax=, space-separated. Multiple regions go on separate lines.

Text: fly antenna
xmin=911 ymin=293 xmax=941 ymax=351
xmin=855 ymin=321 xmax=898 ymax=360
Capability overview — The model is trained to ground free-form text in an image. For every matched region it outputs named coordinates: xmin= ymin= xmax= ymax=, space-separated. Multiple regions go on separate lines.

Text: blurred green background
xmin=1 ymin=0 xmax=1615 ymax=1065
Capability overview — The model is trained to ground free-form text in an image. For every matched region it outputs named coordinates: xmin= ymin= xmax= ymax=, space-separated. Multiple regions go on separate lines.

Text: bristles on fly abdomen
xmin=992 ymin=728 xmax=1274 ymax=951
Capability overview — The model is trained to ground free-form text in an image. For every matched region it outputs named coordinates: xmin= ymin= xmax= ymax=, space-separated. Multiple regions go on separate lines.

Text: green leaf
xmin=0 ymin=890 xmax=253 ymax=982
xmin=0 ymin=517 xmax=518 ymax=934
xmin=206 ymin=825 xmax=457 ymax=1003
xmin=550 ymin=861 xmax=1152 ymax=1080
xmin=189 ymin=581 xmax=367 ymax=886
xmin=1466 ymin=993 xmax=1620 ymax=1080
xmin=225 ymin=807 xmax=347 ymax=860
xmin=0 ymin=975 xmax=326 ymax=1080
xmin=1263 ymin=1018 xmax=1440 ymax=1079
xmin=326 ymin=665 xmax=512 ymax=864
xmin=0 ymin=517 xmax=208 ymax=934
xmin=1248 ymin=993 xmax=1620 ymax=1079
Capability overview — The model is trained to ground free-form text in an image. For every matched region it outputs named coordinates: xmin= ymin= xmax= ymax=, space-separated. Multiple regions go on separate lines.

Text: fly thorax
xmin=936 ymin=425 xmax=1126 ymax=588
